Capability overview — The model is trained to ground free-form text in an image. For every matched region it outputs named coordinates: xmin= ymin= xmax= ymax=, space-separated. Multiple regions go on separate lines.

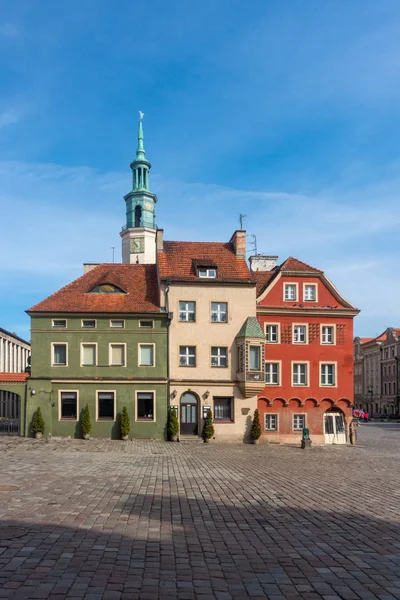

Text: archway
xmin=0 ymin=390 xmax=21 ymax=436
xmin=324 ymin=406 xmax=346 ymax=445
xmin=180 ymin=392 xmax=198 ymax=436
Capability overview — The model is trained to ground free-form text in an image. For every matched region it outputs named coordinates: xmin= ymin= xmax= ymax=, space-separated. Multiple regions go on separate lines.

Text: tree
xmin=202 ymin=409 xmax=215 ymax=441
xmin=167 ymin=408 xmax=179 ymax=440
xmin=120 ymin=406 xmax=130 ymax=438
xmin=250 ymin=408 xmax=262 ymax=441
xmin=31 ymin=407 xmax=45 ymax=435
xmin=81 ymin=403 xmax=91 ymax=437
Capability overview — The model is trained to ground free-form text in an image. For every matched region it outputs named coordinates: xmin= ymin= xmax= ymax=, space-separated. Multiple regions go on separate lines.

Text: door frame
xmin=179 ymin=391 xmax=200 ymax=436
xmin=324 ymin=409 xmax=346 ymax=445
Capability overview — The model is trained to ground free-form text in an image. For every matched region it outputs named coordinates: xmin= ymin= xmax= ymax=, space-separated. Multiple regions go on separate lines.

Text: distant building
xmin=0 ymin=327 xmax=30 ymax=373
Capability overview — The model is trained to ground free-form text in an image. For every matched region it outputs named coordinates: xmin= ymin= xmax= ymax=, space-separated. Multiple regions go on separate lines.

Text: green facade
xmin=27 ymin=313 xmax=168 ymax=439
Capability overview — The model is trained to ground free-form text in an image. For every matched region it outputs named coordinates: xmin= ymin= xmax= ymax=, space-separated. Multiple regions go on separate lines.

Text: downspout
xmin=165 ymin=279 xmax=172 ymax=410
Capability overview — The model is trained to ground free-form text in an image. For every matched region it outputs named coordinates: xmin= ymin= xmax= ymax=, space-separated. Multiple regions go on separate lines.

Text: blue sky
xmin=1 ymin=0 xmax=400 ymax=340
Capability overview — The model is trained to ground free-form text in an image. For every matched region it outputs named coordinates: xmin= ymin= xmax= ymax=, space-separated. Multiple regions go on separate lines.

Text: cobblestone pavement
xmin=0 ymin=424 xmax=399 ymax=600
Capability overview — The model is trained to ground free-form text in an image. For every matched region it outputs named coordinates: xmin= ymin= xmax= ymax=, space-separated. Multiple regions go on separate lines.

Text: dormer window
xmin=198 ymin=268 xmax=217 ymax=278
xmin=90 ymin=284 xmax=125 ymax=294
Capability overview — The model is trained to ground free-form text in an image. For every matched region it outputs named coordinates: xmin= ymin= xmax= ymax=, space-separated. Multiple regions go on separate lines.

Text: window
xmin=82 ymin=319 xmax=96 ymax=328
xmin=265 ymin=324 xmax=279 ymax=343
xmin=214 ymin=397 xmax=233 ymax=421
xmin=110 ymin=319 xmax=125 ymax=328
xmin=97 ymin=392 xmax=115 ymax=420
xmin=292 ymin=363 xmax=308 ymax=386
xmin=139 ymin=320 xmax=153 ymax=328
xmin=304 ymin=284 xmax=317 ymax=302
xmin=179 ymin=301 xmax=196 ymax=322
xmin=198 ymin=268 xmax=217 ymax=278
xmin=52 ymin=343 xmax=67 ymax=366
xmin=320 ymin=363 xmax=336 ymax=386
xmin=293 ymin=414 xmax=306 ymax=431
xmin=211 ymin=302 xmax=227 ymax=323
xmin=249 ymin=346 xmax=261 ymax=370
xmin=59 ymin=391 xmax=78 ymax=420
xmin=211 ymin=347 xmax=228 ymax=367
xmin=91 ymin=284 xmax=124 ymax=294
xmin=137 ymin=392 xmax=155 ymax=421
xmin=81 ymin=343 xmax=97 ymax=366
xmin=293 ymin=325 xmax=307 ymax=344
xmin=179 ymin=346 xmax=196 ymax=367
xmin=321 ymin=325 xmax=334 ymax=344
xmin=265 ymin=362 xmax=280 ymax=385
xmin=110 ymin=344 xmax=126 ymax=366
xmin=52 ymin=319 xmax=66 ymax=328
xmin=265 ymin=414 xmax=278 ymax=431
xmin=284 ymin=284 xmax=297 ymax=301
xmin=139 ymin=344 xmax=154 ymax=366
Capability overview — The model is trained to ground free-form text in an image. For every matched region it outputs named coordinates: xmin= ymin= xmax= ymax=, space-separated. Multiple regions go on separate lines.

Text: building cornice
xmin=256 ymin=306 xmax=359 ymax=318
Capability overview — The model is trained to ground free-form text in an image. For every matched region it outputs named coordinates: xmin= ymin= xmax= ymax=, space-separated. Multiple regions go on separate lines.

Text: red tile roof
xmin=158 ymin=241 xmax=253 ymax=283
xmin=360 ymin=337 xmax=374 ymax=344
xmin=253 ymin=271 xmax=277 ymax=296
xmin=0 ymin=373 xmax=29 ymax=382
xmin=27 ymin=264 xmax=161 ymax=314
xmin=280 ymin=256 xmax=322 ymax=273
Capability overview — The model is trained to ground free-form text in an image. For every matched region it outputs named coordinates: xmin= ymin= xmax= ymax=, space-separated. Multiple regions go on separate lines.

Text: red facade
xmin=254 ymin=257 xmax=359 ymax=444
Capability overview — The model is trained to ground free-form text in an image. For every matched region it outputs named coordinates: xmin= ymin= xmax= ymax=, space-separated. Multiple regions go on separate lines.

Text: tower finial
xmin=136 ymin=111 xmax=145 ymax=161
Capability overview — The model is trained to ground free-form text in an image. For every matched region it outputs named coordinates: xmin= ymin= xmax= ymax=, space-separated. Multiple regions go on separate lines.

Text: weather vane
xmin=139 ymin=111 xmax=144 ymax=121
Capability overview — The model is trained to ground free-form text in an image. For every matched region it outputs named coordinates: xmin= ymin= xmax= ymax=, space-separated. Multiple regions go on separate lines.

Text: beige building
xmin=0 ymin=328 xmax=30 ymax=374
xmin=354 ymin=333 xmax=386 ymax=415
xmin=158 ymin=230 xmax=263 ymax=441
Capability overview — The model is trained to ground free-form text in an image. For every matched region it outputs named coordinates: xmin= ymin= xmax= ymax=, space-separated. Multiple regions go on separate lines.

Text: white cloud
xmin=0 ymin=109 xmax=20 ymax=128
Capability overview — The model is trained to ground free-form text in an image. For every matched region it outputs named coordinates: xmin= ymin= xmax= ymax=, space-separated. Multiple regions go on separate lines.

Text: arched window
xmin=135 ymin=205 xmax=142 ymax=227
xmin=89 ymin=284 xmax=125 ymax=294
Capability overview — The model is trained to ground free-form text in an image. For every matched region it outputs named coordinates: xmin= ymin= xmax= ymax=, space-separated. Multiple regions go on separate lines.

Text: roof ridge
xmin=280 ymin=256 xmax=322 ymax=273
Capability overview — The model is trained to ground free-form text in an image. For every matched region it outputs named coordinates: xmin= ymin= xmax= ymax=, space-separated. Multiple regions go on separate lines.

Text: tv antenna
xmin=248 ymin=234 xmax=257 ymax=255
xmin=110 ymin=246 xmax=115 ymax=263
xmin=239 ymin=213 xmax=247 ymax=229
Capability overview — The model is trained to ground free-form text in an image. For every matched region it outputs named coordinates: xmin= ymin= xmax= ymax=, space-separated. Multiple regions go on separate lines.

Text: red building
xmin=251 ymin=255 xmax=359 ymax=444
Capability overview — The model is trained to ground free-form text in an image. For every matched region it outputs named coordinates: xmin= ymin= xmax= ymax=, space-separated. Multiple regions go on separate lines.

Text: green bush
xmin=31 ymin=407 xmax=45 ymax=435
xmin=250 ymin=408 xmax=262 ymax=440
xmin=81 ymin=403 xmax=91 ymax=436
xmin=202 ymin=409 xmax=215 ymax=440
xmin=120 ymin=406 xmax=130 ymax=438
xmin=167 ymin=408 xmax=179 ymax=439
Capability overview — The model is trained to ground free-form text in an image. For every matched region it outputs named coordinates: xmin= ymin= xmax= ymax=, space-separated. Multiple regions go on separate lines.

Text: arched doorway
xmin=324 ymin=407 xmax=346 ymax=444
xmin=0 ymin=390 xmax=21 ymax=436
xmin=180 ymin=392 xmax=198 ymax=436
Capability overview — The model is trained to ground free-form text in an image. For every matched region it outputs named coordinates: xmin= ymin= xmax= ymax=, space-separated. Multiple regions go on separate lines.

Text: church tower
xmin=120 ymin=113 xmax=158 ymax=264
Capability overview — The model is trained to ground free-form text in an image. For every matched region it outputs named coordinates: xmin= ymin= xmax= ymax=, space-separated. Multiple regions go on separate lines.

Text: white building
xmin=0 ymin=328 xmax=30 ymax=373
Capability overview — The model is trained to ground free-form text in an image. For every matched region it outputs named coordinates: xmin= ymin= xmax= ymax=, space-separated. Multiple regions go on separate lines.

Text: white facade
xmin=120 ymin=227 xmax=156 ymax=265
xmin=0 ymin=328 xmax=30 ymax=373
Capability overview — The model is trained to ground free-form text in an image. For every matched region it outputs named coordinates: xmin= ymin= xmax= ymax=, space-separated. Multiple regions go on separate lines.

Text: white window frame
xmin=179 ymin=345 xmax=196 ymax=367
xmin=178 ymin=301 xmax=196 ymax=322
xmin=264 ymin=323 xmax=280 ymax=344
xmin=211 ymin=346 xmax=228 ymax=368
xmin=291 ymin=361 xmax=309 ymax=386
xmin=80 ymin=342 xmax=98 ymax=367
xmin=138 ymin=343 xmax=155 ymax=367
xmin=58 ymin=390 xmax=79 ymax=422
xmin=265 ymin=361 xmax=281 ymax=385
xmin=110 ymin=319 xmax=125 ymax=329
xmin=109 ymin=343 xmax=127 ymax=367
xmin=320 ymin=362 xmax=337 ymax=387
xmin=303 ymin=283 xmax=318 ymax=302
xmin=52 ymin=319 xmax=67 ymax=328
xmin=139 ymin=320 xmax=154 ymax=329
xmin=198 ymin=268 xmax=217 ymax=278
xmin=51 ymin=342 xmax=68 ymax=367
xmin=81 ymin=319 xmax=96 ymax=329
xmin=96 ymin=390 xmax=116 ymax=421
xmin=249 ymin=345 xmax=262 ymax=371
xmin=283 ymin=282 xmax=298 ymax=301
xmin=292 ymin=323 xmax=308 ymax=344
xmin=264 ymin=413 xmax=278 ymax=431
xmin=135 ymin=390 xmax=156 ymax=422
xmin=211 ymin=302 xmax=228 ymax=323
xmin=293 ymin=414 xmax=306 ymax=431
xmin=320 ymin=324 xmax=336 ymax=345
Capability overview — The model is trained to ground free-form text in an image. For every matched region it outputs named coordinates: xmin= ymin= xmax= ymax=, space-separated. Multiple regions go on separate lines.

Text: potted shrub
xmin=31 ymin=407 xmax=45 ymax=439
xmin=81 ymin=403 xmax=91 ymax=440
xmin=120 ymin=406 xmax=130 ymax=441
xmin=167 ymin=408 xmax=179 ymax=441
xmin=250 ymin=408 xmax=262 ymax=444
xmin=202 ymin=409 xmax=214 ymax=443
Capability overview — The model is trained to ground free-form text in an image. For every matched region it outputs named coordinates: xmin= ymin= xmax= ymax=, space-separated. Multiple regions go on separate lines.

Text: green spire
xmin=135 ymin=111 xmax=146 ymax=161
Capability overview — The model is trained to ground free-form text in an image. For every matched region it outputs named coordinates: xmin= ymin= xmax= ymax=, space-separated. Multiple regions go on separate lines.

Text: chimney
xmin=83 ymin=263 xmax=100 ymax=274
xmin=229 ymin=230 xmax=246 ymax=258
xmin=249 ymin=255 xmax=278 ymax=272
xmin=156 ymin=229 xmax=164 ymax=252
